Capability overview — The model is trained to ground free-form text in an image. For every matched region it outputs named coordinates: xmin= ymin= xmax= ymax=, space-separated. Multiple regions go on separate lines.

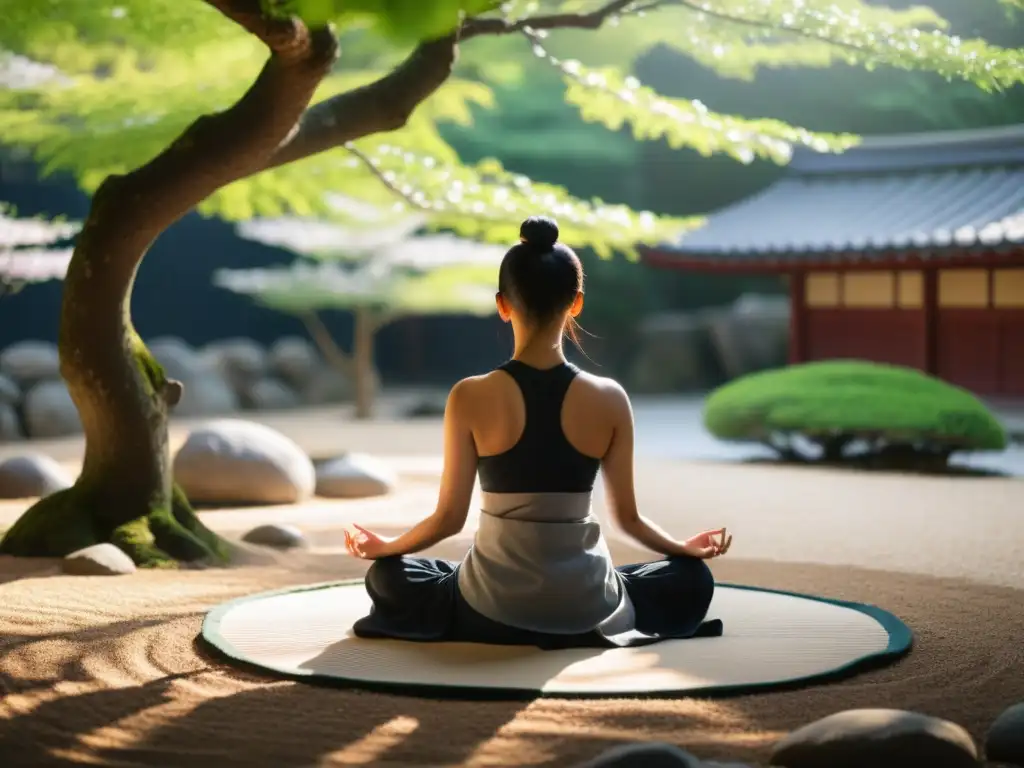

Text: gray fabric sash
xmin=457 ymin=491 xmax=635 ymax=635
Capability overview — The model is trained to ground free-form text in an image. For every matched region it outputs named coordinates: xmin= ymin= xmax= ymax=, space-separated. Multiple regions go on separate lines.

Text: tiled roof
xmin=659 ymin=124 xmax=1024 ymax=261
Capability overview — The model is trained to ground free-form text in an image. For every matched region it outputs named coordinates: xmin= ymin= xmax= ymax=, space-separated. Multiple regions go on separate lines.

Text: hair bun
xmin=519 ymin=215 xmax=559 ymax=251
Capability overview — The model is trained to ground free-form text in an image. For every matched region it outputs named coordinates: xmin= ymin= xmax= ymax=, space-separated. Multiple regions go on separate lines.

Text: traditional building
xmin=644 ymin=124 xmax=1024 ymax=396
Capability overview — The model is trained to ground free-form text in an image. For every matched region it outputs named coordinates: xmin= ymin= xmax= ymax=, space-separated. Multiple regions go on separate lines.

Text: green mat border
xmin=200 ymin=579 xmax=913 ymax=701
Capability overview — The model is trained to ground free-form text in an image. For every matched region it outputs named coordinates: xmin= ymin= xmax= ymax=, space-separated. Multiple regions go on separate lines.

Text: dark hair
xmin=498 ymin=216 xmax=584 ymax=346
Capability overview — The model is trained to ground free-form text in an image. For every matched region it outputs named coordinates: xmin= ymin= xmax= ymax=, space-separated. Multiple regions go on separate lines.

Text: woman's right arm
xmin=600 ymin=383 xmax=720 ymax=559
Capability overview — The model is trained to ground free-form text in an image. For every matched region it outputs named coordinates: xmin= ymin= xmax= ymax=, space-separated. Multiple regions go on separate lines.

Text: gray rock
xmin=574 ymin=743 xmax=700 ymax=767
xmin=201 ymin=338 xmax=267 ymax=390
xmin=62 ymin=543 xmax=137 ymax=576
xmin=268 ymin=336 xmax=320 ymax=389
xmin=986 ymin=701 xmax=1024 ymax=765
xmin=0 ymin=340 xmax=60 ymax=387
xmin=0 ymin=453 xmax=73 ymax=498
xmin=0 ymin=403 xmax=22 ymax=442
xmin=300 ymin=366 xmax=352 ymax=405
xmin=173 ymin=419 xmax=315 ymax=505
xmin=0 ymin=373 xmax=20 ymax=405
xmin=23 ymin=380 xmax=82 ymax=439
xmin=403 ymin=397 xmax=446 ymax=419
xmin=704 ymin=293 xmax=790 ymax=380
xmin=628 ymin=312 xmax=713 ymax=394
xmin=241 ymin=378 xmax=300 ymax=411
xmin=241 ymin=523 xmax=308 ymax=550
xmin=770 ymin=709 xmax=978 ymax=768
xmin=174 ymin=375 xmax=239 ymax=418
xmin=315 ymin=453 xmax=396 ymax=499
xmin=148 ymin=337 xmax=239 ymax=417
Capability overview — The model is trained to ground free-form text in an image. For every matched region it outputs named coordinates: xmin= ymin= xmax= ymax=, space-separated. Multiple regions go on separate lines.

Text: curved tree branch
xmin=112 ymin=0 xmax=339 ymax=242
xmin=264 ymin=34 xmax=459 ymax=169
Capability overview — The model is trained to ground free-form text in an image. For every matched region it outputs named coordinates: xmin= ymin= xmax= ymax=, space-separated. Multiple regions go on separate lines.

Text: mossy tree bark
xmin=0 ymin=3 xmax=342 ymax=566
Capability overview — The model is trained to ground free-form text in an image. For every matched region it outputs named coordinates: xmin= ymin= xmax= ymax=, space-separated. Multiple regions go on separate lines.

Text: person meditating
xmin=343 ymin=215 xmax=733 ymax=649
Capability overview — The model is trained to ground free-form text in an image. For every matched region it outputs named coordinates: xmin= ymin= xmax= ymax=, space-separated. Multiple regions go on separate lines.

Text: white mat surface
xmin=203 ymin=581 xmax=910 ymax=697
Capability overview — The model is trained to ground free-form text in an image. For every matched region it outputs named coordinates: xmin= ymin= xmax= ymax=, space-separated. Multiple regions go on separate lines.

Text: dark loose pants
xmin=353 ymin=554 xmax=721 ymax=649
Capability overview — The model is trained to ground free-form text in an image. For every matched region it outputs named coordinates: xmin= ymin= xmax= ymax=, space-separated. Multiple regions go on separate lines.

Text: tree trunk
xmin=352 ymin=308 xmax=378 ymax=421
xmin=0 ymin=3 xmax=338 ymax=566
xmin=0 ymin=183 xmax=228 ymax=566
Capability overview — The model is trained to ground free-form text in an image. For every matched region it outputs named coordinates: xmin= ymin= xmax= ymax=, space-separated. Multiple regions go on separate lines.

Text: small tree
xmin=222 ymin=213 xmax=503 ymax=419
xmin=0 ymin=0 xmax=1019 ymax=566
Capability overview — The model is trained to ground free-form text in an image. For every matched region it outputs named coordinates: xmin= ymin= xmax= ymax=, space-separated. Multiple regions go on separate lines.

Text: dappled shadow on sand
xmin=0 ymin=558 xmax=1022 ymax=767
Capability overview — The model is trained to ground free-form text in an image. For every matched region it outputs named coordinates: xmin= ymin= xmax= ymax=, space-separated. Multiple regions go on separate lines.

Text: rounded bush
xmin=703 ymin=360 xmax=1007 ymax=453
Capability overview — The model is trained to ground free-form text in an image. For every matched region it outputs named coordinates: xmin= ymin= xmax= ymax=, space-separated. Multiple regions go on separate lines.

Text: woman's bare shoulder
xmin=573 ymin=371 xmax=631 ymax=411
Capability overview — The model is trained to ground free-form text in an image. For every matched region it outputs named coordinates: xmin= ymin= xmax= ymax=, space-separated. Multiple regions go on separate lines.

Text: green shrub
xmin=703 ymin=360 xmax=1008 ymax=462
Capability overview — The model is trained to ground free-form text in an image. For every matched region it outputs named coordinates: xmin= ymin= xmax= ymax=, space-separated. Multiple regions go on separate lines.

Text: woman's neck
xmin=512 ymin=324 xmax=567 ymax=369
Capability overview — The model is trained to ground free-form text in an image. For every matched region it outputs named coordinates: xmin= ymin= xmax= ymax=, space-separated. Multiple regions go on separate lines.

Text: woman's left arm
xmin=349 ymin=380 xmax=478 ymax=559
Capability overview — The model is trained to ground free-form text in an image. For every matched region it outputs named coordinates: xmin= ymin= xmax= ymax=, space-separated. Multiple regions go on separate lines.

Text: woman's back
xmin=465 ymin=360 xmax=620 ymax=488
xmin=456 ymin=359 xmax=634 ymax=635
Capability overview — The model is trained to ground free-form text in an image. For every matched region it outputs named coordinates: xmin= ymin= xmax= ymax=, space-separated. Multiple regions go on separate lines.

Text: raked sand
xmin=1 ymin=409 xmax=1023 ymax=766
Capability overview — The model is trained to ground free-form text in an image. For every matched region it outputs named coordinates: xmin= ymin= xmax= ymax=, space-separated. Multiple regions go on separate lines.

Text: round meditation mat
xmin=201 ymin=580 xmax=911 ymax=699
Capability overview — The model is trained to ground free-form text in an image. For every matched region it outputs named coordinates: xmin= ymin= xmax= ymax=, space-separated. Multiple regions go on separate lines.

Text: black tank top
xmin=476 ymin=360 xmax=602 ymax=494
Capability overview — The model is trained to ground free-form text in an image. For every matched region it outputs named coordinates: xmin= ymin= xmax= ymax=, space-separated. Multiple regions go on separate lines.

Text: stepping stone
xmin=241 ymin=523 xmax=307 ymax=550
xmin=62 ymin=544 xmax=137 ymax=576
xmin=173 ymin=419 xmax=315 ymax=505
xmin=986 ymin=702 xmax=1024 ymax=766
xmin=574 ymin=743 xmax=701 ymax=767
xmin=770 ymin=709 xmax=978 ymax=768
xmin=0 ymin=454 xmax=73 ymax=498
xmin=315 ymin=453 xmax=396 ymax=499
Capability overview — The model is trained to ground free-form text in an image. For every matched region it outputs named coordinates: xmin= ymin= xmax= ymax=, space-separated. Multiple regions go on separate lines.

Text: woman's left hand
xmin=344 ymin=524 xmax=396 ymax=560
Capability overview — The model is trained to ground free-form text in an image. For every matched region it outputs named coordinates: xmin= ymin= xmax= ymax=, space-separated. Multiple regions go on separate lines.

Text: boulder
xmin=770 ymin=709 xmax=978 ymax=768
xmin=0 ymin=340 xmax=60 ymax=387
xmin=300 ymin=366 xmax=352 ymax=405
xmin=62 ymin=544 xmax=137 ymax=576
xmin=148 ymin=337 xmax=239 ymax=417
xmin=573 ymin=743 xmax=701 ymax=767
xmin=23 ymin=380 xmax=82 ymax=439
xmin=241 ymin=378 xmax=301 ymax=411
xmin=0 ymin=373 xmax=20 ymax=405
xmin=403 ymin=396 xmax=446 ymax=419
xmin=241 ymin=523 xmax=308 ymax=550
xmin=985 ymin=701 xmax=1024 ymax=766
xmin=0 ymin=403 xmax=22 ymax=442
xmin=268 ymin=336 xmax=321 ymax=389
xmin=704 ymin=294 xmax=790 ymax=380
xmin=173 ymin=419 xmax=316 ymax=505
xmin=315 ymin=453 xmax=396 ymax=499
xmin=200 ymin=338 xmax=267 ymax=390
xmin=0 ymin=453 xmax=73 ymax=498
xmin=628 ymin=313 xmax=714 ymax=394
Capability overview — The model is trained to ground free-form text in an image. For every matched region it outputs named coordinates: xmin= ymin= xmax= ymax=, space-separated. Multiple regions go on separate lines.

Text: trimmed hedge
xmin=703 ymin=361 xmax=1008 ymax=459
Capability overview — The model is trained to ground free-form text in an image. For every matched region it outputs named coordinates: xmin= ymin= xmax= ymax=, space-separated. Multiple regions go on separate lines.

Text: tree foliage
xmin=219 ymin=215 xmax=502 ymax=316
xmin=0 ymin=203 xmax=78 ymax=290
xmin=2 ymin=0 xmax=1020 ymax=259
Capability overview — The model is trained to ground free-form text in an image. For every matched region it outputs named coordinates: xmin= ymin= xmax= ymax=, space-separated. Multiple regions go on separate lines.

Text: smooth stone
xmin=201 ymin=338 xmax=267 ymax=388
xmin=0 ymin=373 xmax=20 ymax=404
xmin=300 ymin=366 xmax=351 ymax=405
xmin=268 ymin=336 xmax=320 ymax=389
xmin=0 ymin=340 xmax=60 ymax=386
xmin=574 ymin=743 xmax=701 ymax=767
xmin=149 ymin=337 xmax=239 ymax=417
xmin=173 ymin=419 xmax=315 ymax=505
xmin=315 ymin=453 xmax=396 ymax=499
xmin=0 ymin=403 xmax=22 ymax=442
xmin=23 ymin=380 xmax=82 ymax=439
xmin=241 ymin=523 xmax=307 ymax=550
xmin=770 ymin=709 xmax=979 ymax=768
xmin=62 ymin=544 xmax=137 ymax=576
xmin=242 ymin=378 xmax=300 ymax=411
xmin=986 ymin=701 xmax=1024 ymax=765
xmin=0 ymin=453 xmax=73 ymax=498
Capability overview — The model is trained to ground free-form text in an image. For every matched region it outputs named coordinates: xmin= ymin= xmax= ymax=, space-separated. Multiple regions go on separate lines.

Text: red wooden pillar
xmin=922 ymin=267 xmax=938 ymax=375
xmin=788 ymin=271 xmax=807 ymax=364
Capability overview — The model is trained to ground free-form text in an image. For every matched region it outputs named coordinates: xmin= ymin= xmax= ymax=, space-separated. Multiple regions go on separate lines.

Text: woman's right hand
xmin=679 ymin=528 xmax=732 ymax=559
